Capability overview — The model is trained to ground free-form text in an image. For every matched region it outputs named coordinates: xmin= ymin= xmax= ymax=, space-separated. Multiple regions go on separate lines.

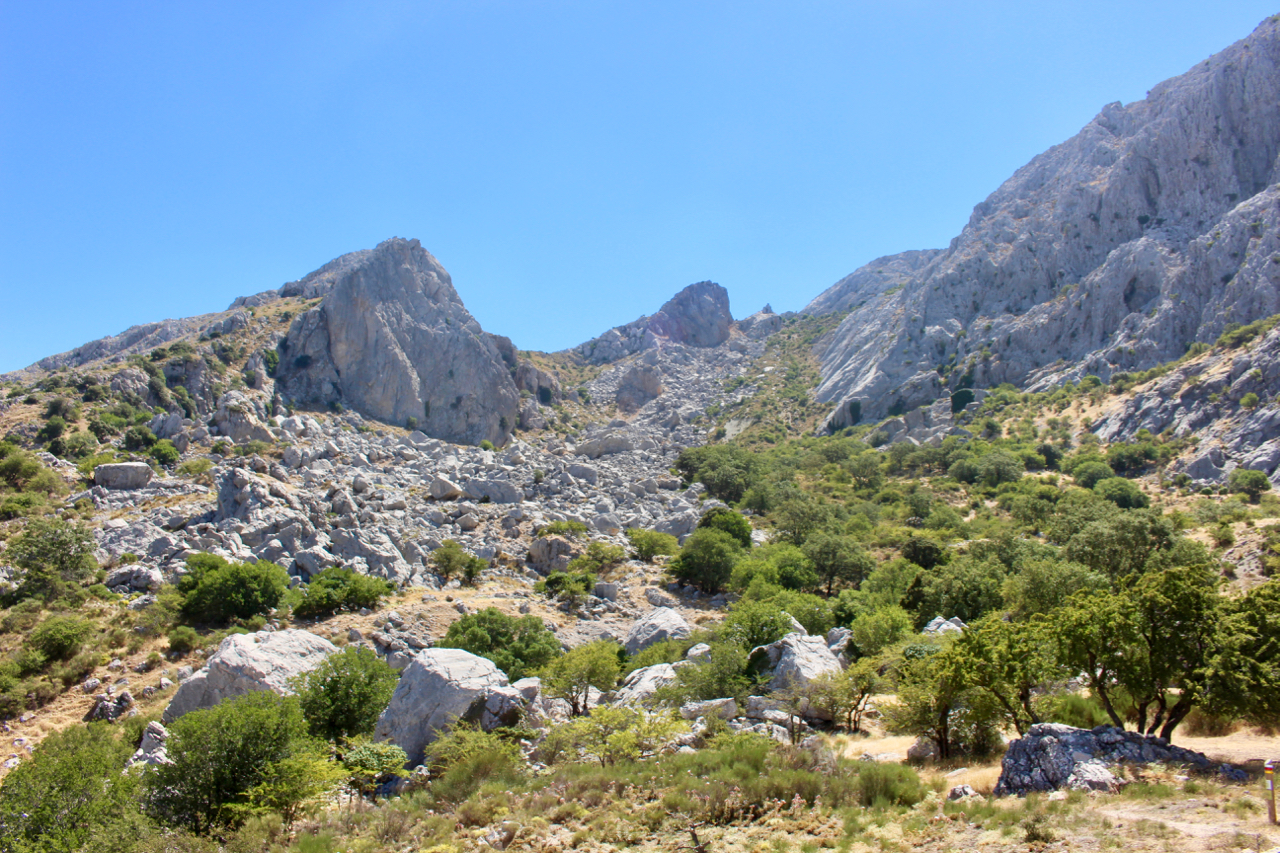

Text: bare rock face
xmin=374 ymin=648 xmax=509 ymax=766
xmin=94 ymin=462 xmax=153 ymax=490
xmin=616 ymin=364 xmax=664 ymax=411
xmin=811 ymin=17 xmax=1280 ymax=426
xmin=575 ymin=281 xmax=733 ymax=363
xmin=162 ymin=629 xmax=337 ymax=722
xmin=993 ymin=723 xmax=1244 ymax=795
xmin=623 ymin=607 xmax=692 ymax=655
xmin=275 ymin=238 xmax=519 ymax=447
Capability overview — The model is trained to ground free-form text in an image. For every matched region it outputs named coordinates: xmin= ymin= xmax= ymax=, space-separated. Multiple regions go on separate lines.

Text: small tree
xmin=1093 ymin=476 xmax=1149 ymax=509
xmin=669 ymin=528 xmax=741 ymax=594
xmin=625 ymin=528 xmax=679 ymax=562
xmin=292 ymin=645 xmax=400 ymax=742
xmin=437 ymin=607 xmax=561 ymax=680
xmin=697 ymin=507 xmax=753 ymax=548
xmin=540 ymin=640 xmax=621 ymax=716
xmin=245 ymin=749 xmax=344 ymax=829
xmin=6 ymin=518 xmax=96 ymax=600
xmin=0 ymin=723 xmax=139 ymax=853
xmin=143 ymin=691 xmax=314 ymax=834
xmin=811 ymin=658 xmax=881 ymax=732
xmin=1228 ymin=468 xmax=1272 ymax=503
xmin=803 ymin=532 xmax=875 ymax=596
xmin=177 ymin=554 xmax=290 ymax=624
xmin=431 ymin=540 xmax=486 ymax=581
xmin=292 ymin=567 xmax=394 ymax=619
xmin=539 ymin=706 xmax=687 ymax=766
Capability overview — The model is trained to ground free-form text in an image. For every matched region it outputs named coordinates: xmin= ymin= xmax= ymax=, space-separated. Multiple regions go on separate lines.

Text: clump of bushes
xmin=177 ymin=553 xmax=290 ymax=624
xmin=292 ymin=567 xmax=394 ymax=619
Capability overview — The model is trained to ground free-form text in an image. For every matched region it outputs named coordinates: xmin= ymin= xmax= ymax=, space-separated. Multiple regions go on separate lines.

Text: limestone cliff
xmin=811 ymin=16 xmax=1280 ymax=428
xmin=574 ymin=281 xmax=733 ymax=363
xmin=274 ymin=238 xmax=519 ymax=447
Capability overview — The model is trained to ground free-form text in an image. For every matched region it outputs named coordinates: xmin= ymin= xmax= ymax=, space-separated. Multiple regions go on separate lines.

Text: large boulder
xmin=574 ymin=281 xmax=733 ymax=363
xmin=751 ymin=633 xmax=843 ymax=694
xmin=374 ymin=648 xmax=509 ymax=766
xmin=274 ymin=238 xmax=519 ymax=447
xmin=624 ymin=607 xmax=692 ymax=656
xmin=613 ymin=663 xmax=678 ymax=706
xmin=93 ymin=462 xmax=153 ymax=490
xmin=615 ymin=365 xmax=664 ymax=411
xmin=993 ymin=723 xmax=1245 ymax=796
xmin=211 ymin=391 xmax=275 ymax=444
xmin=162 ymin=629 xmax=337 ymax=722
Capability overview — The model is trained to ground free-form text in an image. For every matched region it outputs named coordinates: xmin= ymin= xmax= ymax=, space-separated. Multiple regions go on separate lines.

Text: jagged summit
xmin=273 ymin=238 xmax=521 ymax=447
xmin=811 ymin=15 xmax=1280 ymax=428
xmin=572 ymin=280 xmax=734 ymax=364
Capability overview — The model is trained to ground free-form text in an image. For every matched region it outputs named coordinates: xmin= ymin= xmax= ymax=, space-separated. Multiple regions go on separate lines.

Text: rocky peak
xmin=573 ymin=280 xmax=734 ymax=364
xmin=810 ymin=16 xmax=1280 ymax=428
xmin=273 ymin=238 xmax=519 ymax=446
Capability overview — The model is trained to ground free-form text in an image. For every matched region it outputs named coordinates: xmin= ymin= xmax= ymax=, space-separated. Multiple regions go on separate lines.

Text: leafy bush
xmin=1229 ymin=468 xmax=1272 ymax=502
xmin=1072 ymin=460 xmax=1116 ymax=489
xmin=539 ymin=640 xmax=620 ymax=716
xmin=292 ymin=646 xmax=399 ymax=742
xmin=0 ymin=723 xmax=139 ymax=853
xmin=122 ymin=425 xmax=157 ymax=451
xmin=6 ymin=519 xmax=96 ymax=601
xmin=168 ymin=625 xmax=200 ymax=655
xmin=668 ymin=528 xmax=742 ymax=594
xmin=341 ymin=740 xmax=408 ymax=800
xmin=150 ymin=439 xmax=180 ymax=465
xmin=429 ymin=540 xmax=487 ymax=582
xmin=625 ymin=528 xmax=678 ymax=562
xmin=565 ymin=541 xmax=627 ymax=575
xmin=144 ymin=691 xmax=314 ymax=833
xmin=1094 ymin=476 xmax=1149 ymax=509
xmin=855 ymin=761 xmax=927 ymax=808
xmin=535 ymin=520 xmax=588 ymax=538
xmin=291 ymin=567 xmax=394 ymax=619
xmin=28 ymin=615 xmax=94 ymax=661
xmin=423 ymin=724 xmax=523 ymax=802
xmin=721 ymin=599 xmax=793 ymax=649
xmin=176 ymin=458 xmax=213 ymax=478
xmin=696 ymin=507 xmax=753 ymax=548
xmin=437 ymin=607 xmax=561 ymax=680
xmin=177 ymin=553 xmax=290 ymax=624
xmin=536 ymin=570 xmax=595 ymax=606
xmin=1241 ymin=391 xmax=1260 ymax=409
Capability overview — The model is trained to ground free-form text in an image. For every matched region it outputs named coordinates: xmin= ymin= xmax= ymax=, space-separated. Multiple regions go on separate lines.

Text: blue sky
xmin=2 ymin=2 xmax=1277 ymax=372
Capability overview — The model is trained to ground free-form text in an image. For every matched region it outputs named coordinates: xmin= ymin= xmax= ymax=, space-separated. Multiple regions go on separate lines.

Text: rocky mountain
xmin=273 ymin=238 xmax=521 ymax=447
xmin=573 ymin=280 xmax=734 ymax=363
xmin=810 ymin=16 xmax=1280 ymax=429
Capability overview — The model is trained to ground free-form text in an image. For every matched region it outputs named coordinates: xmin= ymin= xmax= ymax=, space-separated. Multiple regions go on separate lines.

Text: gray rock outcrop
xmin=750 ymin=633 xmax=843 ymax=694
xmin=810 ymin=17 xmax=1280 ymax=426
xmin=994 ymin=723 xmax=1244 ymax=796
xmin=623 ymin=607 xmax=692 ymax=655
xmin=374 ymin=648 xmax=509 ymax=766
xmin=575 ymin=281 xmax=733 ymax=363
xmin=162 ymin=629 xmax=337 ymax=722
xmin=274 ymin=238 xmax=519 ymax=446
xmin=613 ymin=663 xmax=678 ymax=705
xmin=94 ymin=462 xmax=153 ymax=490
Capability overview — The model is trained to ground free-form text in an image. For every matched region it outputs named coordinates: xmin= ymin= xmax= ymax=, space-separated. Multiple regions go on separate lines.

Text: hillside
xmin=3 ymin=15 xmax=1280 ymax=853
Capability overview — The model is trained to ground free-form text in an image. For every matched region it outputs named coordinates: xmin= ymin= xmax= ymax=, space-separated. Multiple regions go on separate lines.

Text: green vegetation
xmin=292 ymin=646 xmax=400 ymax=742
xmin=176 ymin=553 xmax=290 ymax=624
xmin=291 ymin=567 xmax=394 ymax=619
xmin=429 ymin=540 xmax=487 ymax=584
xmin=437 ymin=607 xmax=562 ymax=679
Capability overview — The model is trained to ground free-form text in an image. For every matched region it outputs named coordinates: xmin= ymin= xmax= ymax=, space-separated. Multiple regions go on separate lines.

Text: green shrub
xmin=168 ymin=625 xmax=200 ymax=655
xmin=430 ymin=540 xmax=487 ymax=582
xmin=1241 ymin=391 xmax=1260 ymax=409
xmin=423 ymin=724 xmax=524 ymax=802
xmin=1229 ymin=468 xmax=1272 ymax=502
xmin=176 ymin=458 xmax=213 ymax=478
xmin=565 ymin=541 xmax=626 ymax=574
xmin=437 ymin=607 xmax=561 ymax=680
xmin=535 ymin=520 xmax=589 ymax=538
xmin=29 ymin=615 xmax=94 ymax=661
xmin=720 ymin=599 xmax=793 ymax=649
xmin=292 ymin=567 xmax=394 ymax=619
xmin=0 ymin=723 xmax=139 ymax=853
xmin=1071 ymin=460 xmax=1116 ymax=489
xmin=479 ymin=440 xmax=495 ymax=451
xmin=855 ymin=761 xmax=926 ymax=808
xmin=60 ymin=431 xmax=99 ymax=461
xmin=625 ymin=528 xmax=679 ymax=562
xmin=668 ymin=528 xmax=742 ymax=594
xmin=123 ymin=425 xmax=157 ymax=451
xmin=539 ymin=640 xmax=621 ymax=716
xmin=292 ymin=646 xmax=399 ymax=742
xmin=177 ymin=553 xmax=290 ymax=624
xmin=536 ymin=570 xmax=595 ymax=606
xmin=1094 ymin=476 xmax=1149 ymax=508
xmin=144 ymin=691 xmax=314 ymax=833
xmin=341 ymin=740 xmax=408 ymax=799
xmin=697 ymin=507 xmax=753 ymax=548
xmin=150 ymin=439 xmax=180 ymax=465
